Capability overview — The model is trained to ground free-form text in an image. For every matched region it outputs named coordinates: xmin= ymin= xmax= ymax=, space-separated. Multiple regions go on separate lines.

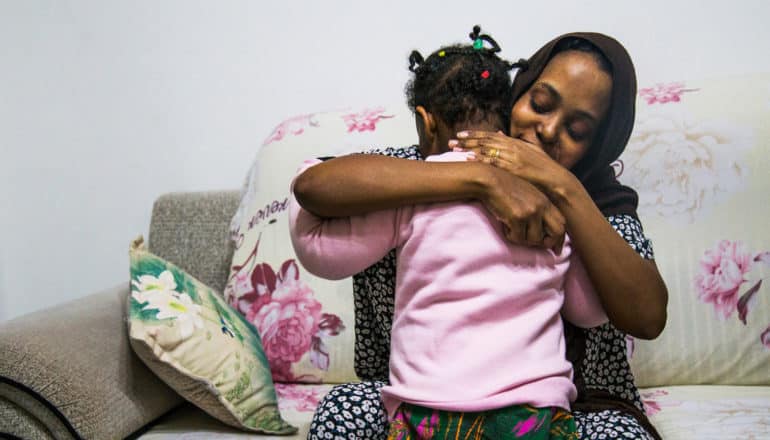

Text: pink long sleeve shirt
xmin=288 ymin=152 xmax=608 ymax=419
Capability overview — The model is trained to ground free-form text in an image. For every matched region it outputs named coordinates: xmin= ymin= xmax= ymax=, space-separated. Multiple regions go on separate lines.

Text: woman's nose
xmin=537 ymin=116 xmax=559 ymax=145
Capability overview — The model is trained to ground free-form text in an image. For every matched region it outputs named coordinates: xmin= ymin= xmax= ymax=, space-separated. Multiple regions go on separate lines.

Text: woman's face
xmin=509 ymin=50 xmax=612 ymax=169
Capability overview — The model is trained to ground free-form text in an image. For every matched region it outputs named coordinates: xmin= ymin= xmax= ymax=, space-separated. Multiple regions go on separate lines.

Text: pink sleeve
xmin=288 ymin=159 xmax=410 ymax=280
xmin=561 ymin=245 xmax=609 ymax=328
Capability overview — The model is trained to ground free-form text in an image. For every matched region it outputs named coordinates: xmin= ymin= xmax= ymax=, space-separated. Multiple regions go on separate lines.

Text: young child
xmin=289 ymin=26 xmax=606 ymax=440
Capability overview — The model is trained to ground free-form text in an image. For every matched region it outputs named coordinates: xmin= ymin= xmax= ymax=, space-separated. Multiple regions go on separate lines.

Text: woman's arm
xmin=552 ymin=177 xmax=668 ymax=339
xmin=293 ymin=153 xmax=567 ymax=249
xmin=455 ymin=132 xmax=668 ymax=339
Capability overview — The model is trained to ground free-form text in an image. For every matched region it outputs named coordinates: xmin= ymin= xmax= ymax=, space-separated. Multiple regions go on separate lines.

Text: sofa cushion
xmin=138 ymin=383 xmax=335 ymax=440
xmin=128 ymin=237 xmax=296 ymax=435
xmin=622 ymin=74 xmax=770 ymax=387
xmin=224 ymin=106 xmax=416 ymax=383
xmin=640 ymin=385 xmax=770 ymax=438
xmin=148 ymin=190 xmax=242 ymax=294
xmin=138 ymin=384 xmax=770 ymax=439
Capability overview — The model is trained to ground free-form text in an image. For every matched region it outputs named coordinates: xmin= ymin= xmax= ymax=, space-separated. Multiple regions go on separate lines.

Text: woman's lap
xmin=308 ymin=382 xmax=653 ymax=440
xmin=308 ymin=381 xmax=390 ymax=440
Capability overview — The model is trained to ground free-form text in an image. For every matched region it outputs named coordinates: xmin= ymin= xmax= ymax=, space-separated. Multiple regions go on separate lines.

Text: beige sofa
xmin=3 ymin=73 xmax=770 ymax=439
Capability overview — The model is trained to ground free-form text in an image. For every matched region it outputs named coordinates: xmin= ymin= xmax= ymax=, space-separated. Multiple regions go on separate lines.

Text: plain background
xmin=2 ymin=0 xmax=770 ymax=322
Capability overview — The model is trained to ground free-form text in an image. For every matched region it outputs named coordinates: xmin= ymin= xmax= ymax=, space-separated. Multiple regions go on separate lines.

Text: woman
xmin=296 ymin=32 xmax=667 ymax=440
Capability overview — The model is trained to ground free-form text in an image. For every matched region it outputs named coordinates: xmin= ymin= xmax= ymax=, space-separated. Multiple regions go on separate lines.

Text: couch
xmin=3 ymin=73 xmax=770 ymax=439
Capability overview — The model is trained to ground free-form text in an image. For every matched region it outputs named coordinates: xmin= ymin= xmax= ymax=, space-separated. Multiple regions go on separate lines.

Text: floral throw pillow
xmin=127 ymin=236 xmax=296 ymax=435
xmin=225 ymin=106 xmax=414 ymax=383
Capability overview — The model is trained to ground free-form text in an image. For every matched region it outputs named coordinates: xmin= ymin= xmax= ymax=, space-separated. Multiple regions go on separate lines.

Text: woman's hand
xmin=478 ymin=164 xmax=566 ymax=251
xmin=449 ymin=130 xmax=568 ymax=197
xmin=449 ymin=130 xmax=571 ymax=250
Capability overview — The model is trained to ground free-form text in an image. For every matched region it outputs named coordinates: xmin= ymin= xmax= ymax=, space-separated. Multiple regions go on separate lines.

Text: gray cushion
xmin=147 ymin=190 xmax=240 ymax=294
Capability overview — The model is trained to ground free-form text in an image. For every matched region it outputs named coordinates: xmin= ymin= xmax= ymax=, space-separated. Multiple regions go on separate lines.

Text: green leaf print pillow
xmin=127 ymin=236 xmax=296 ymax=435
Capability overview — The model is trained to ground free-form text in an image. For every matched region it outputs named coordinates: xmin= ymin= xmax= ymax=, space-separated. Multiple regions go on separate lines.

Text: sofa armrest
xmin=148 ymin=190 xmax=241 ymax=293
xmin=0 ymin=284 xmax=183 ymax=439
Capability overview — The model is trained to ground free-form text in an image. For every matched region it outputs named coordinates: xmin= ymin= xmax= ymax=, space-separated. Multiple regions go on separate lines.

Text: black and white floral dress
xmin=307 ymin=146 xmax=656 ymax=440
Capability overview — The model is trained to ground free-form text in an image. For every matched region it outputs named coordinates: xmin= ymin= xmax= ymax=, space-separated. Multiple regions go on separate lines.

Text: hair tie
xmin=468 ymin=25 xmax=501 ymax=53
xmin=408 ymin=50 xmax=424 ymax=73
xmin=510 ymin=58 xmax=529 ymax=71
xmin=480 ymin=70 xmax=490 ymax=79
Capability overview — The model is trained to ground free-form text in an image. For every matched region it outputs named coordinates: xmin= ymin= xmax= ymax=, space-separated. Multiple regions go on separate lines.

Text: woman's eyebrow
xmin=538 ymin=82 xmax=599 ymax=124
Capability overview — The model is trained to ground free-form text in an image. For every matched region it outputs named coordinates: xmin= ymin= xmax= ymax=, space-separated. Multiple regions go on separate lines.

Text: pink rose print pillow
xmin=226 ymin=106 xmax=414 ymax=383
xmin=619 ymin=74 xmax=770 ymax=387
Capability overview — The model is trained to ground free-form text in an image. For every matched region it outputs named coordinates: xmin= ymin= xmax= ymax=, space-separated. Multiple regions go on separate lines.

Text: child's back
xmin=380 ymin=149 xmax=606 ymax=418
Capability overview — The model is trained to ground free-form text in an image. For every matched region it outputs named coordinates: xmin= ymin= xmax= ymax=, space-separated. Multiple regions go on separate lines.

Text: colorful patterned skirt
xmin=387 ymin=403 xmax=578 ymax=440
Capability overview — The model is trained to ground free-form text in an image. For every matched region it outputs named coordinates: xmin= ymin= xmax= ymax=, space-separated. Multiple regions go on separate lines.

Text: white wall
xmin=2 ymin=0 xmax=770 ymax=322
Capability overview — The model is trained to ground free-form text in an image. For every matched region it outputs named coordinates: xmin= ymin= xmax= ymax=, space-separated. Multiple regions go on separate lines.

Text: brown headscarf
xmin=512 ymin=33 xmax=661 ymax=439
xmin=510 ymin=32 xmax=640 ymax=220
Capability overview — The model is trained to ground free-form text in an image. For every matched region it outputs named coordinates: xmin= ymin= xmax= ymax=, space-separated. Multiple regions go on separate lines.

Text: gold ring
xmin=489 ymin=148 xmax=500 ymax=159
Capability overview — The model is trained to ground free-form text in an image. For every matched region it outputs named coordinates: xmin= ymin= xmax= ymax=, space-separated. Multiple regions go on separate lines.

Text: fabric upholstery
xmin=139 ymin=383 xmax=336 ymax=440
xmin=148 ymin=190 xmax=241 ymax=294
xmin=623 ymin=75 xmax=770 ymax=387
xmin=0 ymin=393 xmax=56 ymax=440
xmin=0 ymin=284 xmax=183 ymax=439
xmin=224 ymin=106 xmax=415 ymax=383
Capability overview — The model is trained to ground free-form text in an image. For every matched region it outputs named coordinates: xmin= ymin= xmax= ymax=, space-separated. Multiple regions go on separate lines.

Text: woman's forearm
xmin=293 ymin=154 xmax=487 ymax=217
xmin=549 ymin=174 xmax=669 ymax=339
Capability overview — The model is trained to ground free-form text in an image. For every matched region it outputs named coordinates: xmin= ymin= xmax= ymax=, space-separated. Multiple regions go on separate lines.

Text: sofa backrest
xmin=621 ymin=75 xmax=770 ymax=387
xmin=155 ymin=73 xmax=770 ymax=388
xmin=148 ymin=190 xmax=240 ymax=294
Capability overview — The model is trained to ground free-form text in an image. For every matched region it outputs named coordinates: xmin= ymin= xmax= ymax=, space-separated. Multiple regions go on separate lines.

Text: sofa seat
xmin=138 ymin=384 xmax=770 ymax=439
xmin=139 ymin=383 xmax=336 ymax=439
xmin=640 ymin=385 xmax=770 ymax=439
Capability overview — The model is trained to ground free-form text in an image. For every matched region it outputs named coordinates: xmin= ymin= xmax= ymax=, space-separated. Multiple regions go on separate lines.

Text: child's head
xmin=406 ymin=26 xmax=513 ymax=155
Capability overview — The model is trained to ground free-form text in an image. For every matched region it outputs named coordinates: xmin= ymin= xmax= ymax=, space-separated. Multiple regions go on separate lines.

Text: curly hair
xmin=405 ymin=26 xmax=515 ymax=131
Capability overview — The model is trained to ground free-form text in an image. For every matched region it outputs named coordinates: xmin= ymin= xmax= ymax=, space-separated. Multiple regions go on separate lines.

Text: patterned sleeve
xmin=607 ymin=214 xmax=655 ymax=260
xmin=363 ymin=145 xmax=423 ymax=160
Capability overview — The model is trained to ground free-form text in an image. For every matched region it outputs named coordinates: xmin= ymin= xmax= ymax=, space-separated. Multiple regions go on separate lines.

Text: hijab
xmin=510 ymin=32 xmax=640 ymax=219
xmin=511 ymin=33 xmax=661 ymax=439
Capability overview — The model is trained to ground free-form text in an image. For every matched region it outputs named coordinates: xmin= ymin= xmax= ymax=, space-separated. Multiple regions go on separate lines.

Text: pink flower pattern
xmin=224 ymin=239 xmax=345 ymax=382
xmin=641 ymin=390 xmax=682 ymax=416
xmin=639 ymin=82 xmax=697 ymax=105
xmin=695 ymin=240 xmax=755 ymax=320
xmin=695 ymin=240 xmax=770 ymax=348
xmin=274 ymin=383 xmax=326 ymax=413
xmin=341 ymin=107 xmax=394 ymax=132
xmin=263 ymin=113 xmax=320 ymax=145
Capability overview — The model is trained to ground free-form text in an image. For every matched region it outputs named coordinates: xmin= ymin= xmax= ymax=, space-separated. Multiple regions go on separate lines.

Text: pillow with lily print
xmin=127 ymin=236 xmax=296 ymax=435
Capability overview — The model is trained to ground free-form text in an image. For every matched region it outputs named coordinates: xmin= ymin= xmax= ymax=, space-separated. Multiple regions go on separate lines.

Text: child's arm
xmin=561 ymin=242 xmax=609 ymax=328
xmin=288 ymin=159 xmax=410 ymax=280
